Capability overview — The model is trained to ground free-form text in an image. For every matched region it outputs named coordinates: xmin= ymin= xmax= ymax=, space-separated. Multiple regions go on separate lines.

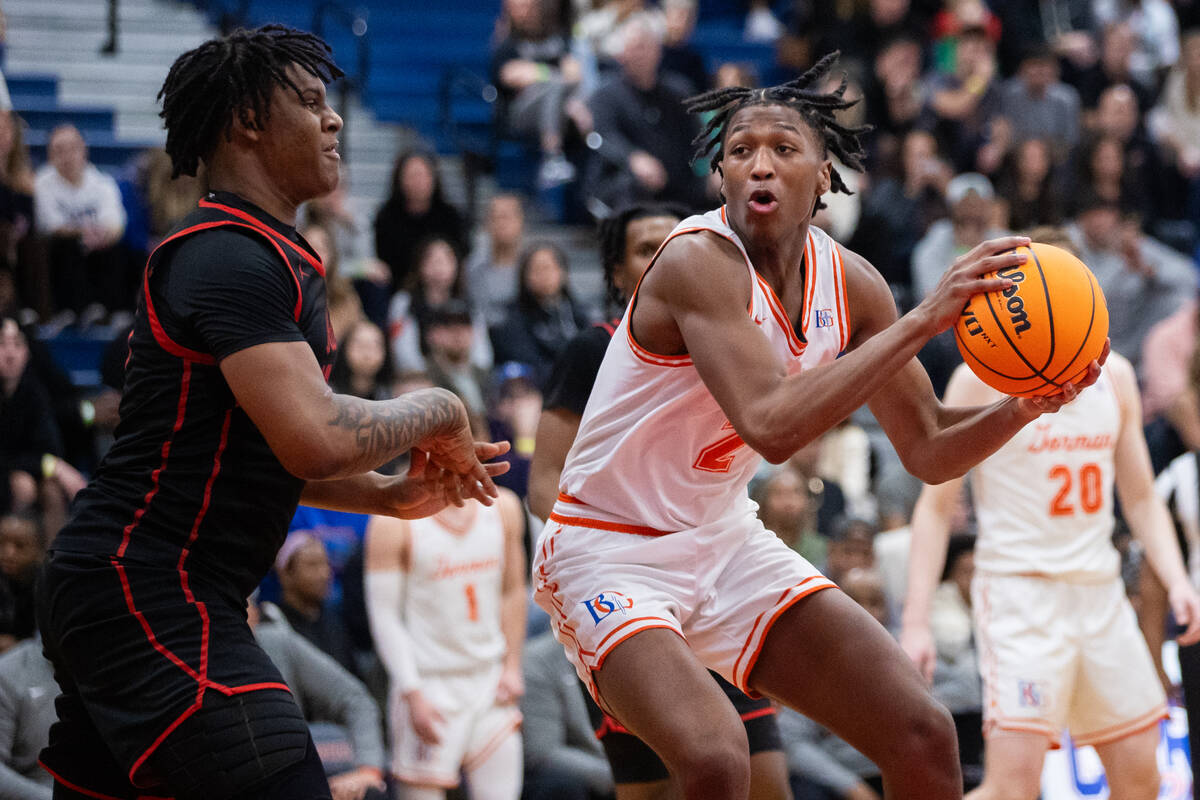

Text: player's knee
xmin=668 ymin=728 xmax=751 ymax=795
xmin=890 ymin=700 xmax=960 ymax=782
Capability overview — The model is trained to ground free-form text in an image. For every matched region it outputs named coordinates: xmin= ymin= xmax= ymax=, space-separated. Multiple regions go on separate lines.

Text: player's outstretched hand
xmin=1015 ymin=338 xmax=1111 ymax=417
xmin=418 ymin=410 xmax=511 ymax=505
xmin=395 ymin=443 xmax=512 ymax=515
xmin=329 ymin=766 xmax=386 ymax=800
xmin=918 ymin=235 xmax=1031 ymax=334
xmin=1169 ymin=580 xmax=1200 ymax=647
xmin=898 ymin=624 xmax=937 ymax=685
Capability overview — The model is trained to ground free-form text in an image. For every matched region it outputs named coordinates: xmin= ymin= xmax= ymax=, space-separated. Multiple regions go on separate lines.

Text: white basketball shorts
xmin=972 ymin=571 xmax=1166 ymax=748
xmin=389 ymin=662 xmax=522 ymax=788
xmin=532 ymin=507 xmax=835 ymax=707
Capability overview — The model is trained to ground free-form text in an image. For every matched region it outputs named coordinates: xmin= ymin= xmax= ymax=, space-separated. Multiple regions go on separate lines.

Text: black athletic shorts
xmin=581 ymin=670 xmax=782 ymax=784
xmin=37 ymin=550 xmax=312 ymax=798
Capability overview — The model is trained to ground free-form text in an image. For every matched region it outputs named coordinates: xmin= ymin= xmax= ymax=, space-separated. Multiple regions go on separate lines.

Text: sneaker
xmin=744 ymin=7 xmax=784 ymax=42
xmin=537 ymin=154 xmax=576 ymax=190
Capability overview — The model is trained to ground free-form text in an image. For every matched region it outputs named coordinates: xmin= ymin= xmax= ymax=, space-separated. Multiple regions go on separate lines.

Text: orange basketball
xmin=954 ymin=243 xmax=1108 ymax=398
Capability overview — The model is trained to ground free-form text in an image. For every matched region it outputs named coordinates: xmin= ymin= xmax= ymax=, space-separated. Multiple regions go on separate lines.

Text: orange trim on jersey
xmin=733 ymin=577 xmax=835 ymax=692
xmin=627 ymin=330 xmax=693 ymax=368
xmin=547 ymin=511 xmax=672 ymax=538
xmin=624 ymin=214 xmax=760 ymax=365
xmin=592 ymin=623 xmax=685 ymax=674
xmin=1071 ymin=704 xmax=1168 ymax=748
xmin=984 ymin=716 xmax=1062 ymax=748
xmin=832 ymin=244 xmax=851 ymax=353
xmin=556 ymin=492 xmax=586 ymax=504
xmin=756 ymin=275 xmax=806 ymax=356
xmin=390 ymin=767 xmax=461 ymax=789
xmin=462 ymin=712 xmax=523 ymax=770
xmin=800 ymin=230 xmax=817 ymax=338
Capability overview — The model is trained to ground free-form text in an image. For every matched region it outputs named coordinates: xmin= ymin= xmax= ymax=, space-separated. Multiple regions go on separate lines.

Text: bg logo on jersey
xmin=1017 ymin=679 xmax=1044 ymax=708
xmin=814 ymin=308 xmax=834 ymax=328
xmin=582 ymin=591 xmax=634 ymax=624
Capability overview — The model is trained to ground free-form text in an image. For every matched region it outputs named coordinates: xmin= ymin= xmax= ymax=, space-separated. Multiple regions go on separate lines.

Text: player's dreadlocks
xmin=158 ymin=24 xmax=344 ymax=178
xmin=684 ymin=52 xmax=870 ymax=210
xmin=598 ymin=202 xmax=689 ymax=309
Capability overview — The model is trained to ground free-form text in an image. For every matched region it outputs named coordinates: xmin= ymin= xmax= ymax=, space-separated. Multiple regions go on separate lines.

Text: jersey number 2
xmin=1048 ymin=463 xmax=1103 ymax=516
xmin=694 ymin=422 xmax=747 ymax=473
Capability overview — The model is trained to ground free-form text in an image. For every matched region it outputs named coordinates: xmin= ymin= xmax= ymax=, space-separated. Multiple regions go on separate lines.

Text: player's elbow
xmin=274 ymin=430 xmax=355 ymax=481
xmin=903 ymin=455 xmax=963 ymax=486
xmin=739 ymin=424 xmax=795 ymax=465
xmin=279 ymin=450 xmax=344 ymax=481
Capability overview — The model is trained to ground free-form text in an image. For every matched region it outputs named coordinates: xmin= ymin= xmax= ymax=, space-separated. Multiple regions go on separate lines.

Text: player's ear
xmin=230 ymin=105 xmax=263 ymax=143
xmin=817 ymin=159 xmax=832 ymax=198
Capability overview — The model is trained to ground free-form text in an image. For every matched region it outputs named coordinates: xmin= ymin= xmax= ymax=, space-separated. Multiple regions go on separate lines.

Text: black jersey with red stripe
xmin=54 ymin=192 xmax=336 ymax=598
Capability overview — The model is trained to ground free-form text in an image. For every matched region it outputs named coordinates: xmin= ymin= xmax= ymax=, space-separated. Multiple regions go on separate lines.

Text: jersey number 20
xmin=1048 ymin=463 xmax=1103 ymax=516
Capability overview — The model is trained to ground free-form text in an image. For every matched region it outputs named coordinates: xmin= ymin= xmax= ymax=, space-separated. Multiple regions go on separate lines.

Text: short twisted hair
xmin=685 ymin=52 xmax=870 ymax=210
xmin=158 ymin=24 xmax=343 ymax=178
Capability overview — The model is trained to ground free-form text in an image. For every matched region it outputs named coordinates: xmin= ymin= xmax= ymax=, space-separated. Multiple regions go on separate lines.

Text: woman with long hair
xmin=489 ymin=241 xmax=592 ymax=387
xmin=372 ymin=149 xmax=468 ymax=290
xmin=387 ymin=236 xmax=492 ymax=373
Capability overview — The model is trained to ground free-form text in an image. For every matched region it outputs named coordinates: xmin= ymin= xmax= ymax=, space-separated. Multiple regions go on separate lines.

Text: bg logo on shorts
xmin=582 ymin=591 xmax=634 ymax=624
xmin=1017 ymin=679 xmax=1044 ymax=708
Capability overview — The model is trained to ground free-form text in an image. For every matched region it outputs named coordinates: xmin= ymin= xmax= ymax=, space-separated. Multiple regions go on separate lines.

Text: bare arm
xmin=527 ymin=408 xmax=580 ymax=521
xmin=1109 ymin=354 xmax=1200 ymax=645
xmin=642 ymin=231 xmax=1074 ymax=476
xmin=221 ymin=340 xmax=498 ymax=500
xmin=899 ymin=365 xmax=992 ymax=681
xmin=300 ymin=445 xmax=511 ymax=519
xmin=1139 ymin=565 xmax=1174 ymax=695
xmin=496 ymin=489 xmax=529 ymax=705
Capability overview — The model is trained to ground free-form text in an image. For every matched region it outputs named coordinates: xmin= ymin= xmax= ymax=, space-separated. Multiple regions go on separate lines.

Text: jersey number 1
xmin=694 ymin=421 xmax=747 ymax=473
xmin=1048 ymin=463 xmax=1103 ymax=516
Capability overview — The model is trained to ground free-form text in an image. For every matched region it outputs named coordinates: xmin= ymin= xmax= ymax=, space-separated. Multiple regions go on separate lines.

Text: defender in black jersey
xmin=37 ymin=27 xmax=506 ymax=800
xmin=528 ymin=204 xmax=791 ymax=800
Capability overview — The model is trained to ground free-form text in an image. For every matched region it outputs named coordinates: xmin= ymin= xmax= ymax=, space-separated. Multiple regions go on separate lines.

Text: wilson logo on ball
xmin=954 ymin=242 xmax=1108 ymax=399
xmin=996 ymin=265 xmax=1031 ymax=335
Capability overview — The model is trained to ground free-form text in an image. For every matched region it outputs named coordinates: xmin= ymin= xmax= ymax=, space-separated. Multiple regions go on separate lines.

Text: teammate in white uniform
xmin=532 ymin=54 xmax=1105 ymax=800
xmin=900 ymin=355 xmax=1200 ymax=800
xmin=365 ymin=488 xmax=527 ymax=800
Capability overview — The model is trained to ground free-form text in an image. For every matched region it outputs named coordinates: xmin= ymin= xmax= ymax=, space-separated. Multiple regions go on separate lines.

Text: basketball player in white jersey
xmin=532 ymin=54 xmax=1105 ymax=800
xmin=900 ymin=354 xmax=1200 ymax=800
xmin=364 ymin=485 xmax=527 ymax=800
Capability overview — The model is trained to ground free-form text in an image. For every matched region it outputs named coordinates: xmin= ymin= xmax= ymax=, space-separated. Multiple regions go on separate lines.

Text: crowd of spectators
xmin=5 ymin=0 xmax=1200 ymax=796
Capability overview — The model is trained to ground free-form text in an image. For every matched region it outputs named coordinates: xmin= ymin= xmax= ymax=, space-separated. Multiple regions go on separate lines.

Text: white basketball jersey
xmin=556 ymin=207 xmax=851 ymax=533
xmin=403 ymin=504 xmax=507 ymax=673
xmin=971 ymin=371 xmax=1122 ymax=580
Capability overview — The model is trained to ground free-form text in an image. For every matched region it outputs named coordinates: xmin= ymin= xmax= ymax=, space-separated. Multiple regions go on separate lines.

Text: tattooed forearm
xmin=327 ymin=387 xmax=464 ymax=473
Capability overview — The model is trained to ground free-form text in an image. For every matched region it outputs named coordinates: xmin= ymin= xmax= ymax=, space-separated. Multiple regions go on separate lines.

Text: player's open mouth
xmin=748 ymin=189 xmax=778 ymax=213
